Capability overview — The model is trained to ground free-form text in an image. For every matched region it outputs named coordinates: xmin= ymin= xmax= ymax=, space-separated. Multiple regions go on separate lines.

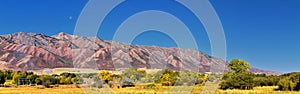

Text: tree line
xmin=1 ymin=59 xmax=299 ymax=91
xmin=0 ymin=68 xmax=209 ymax=88
xmin=220 ymin=59 xmax=299 ymax=91
xmin=92 ymin=68 xmax=208 ymax=88
xmin=0 ymin=70 xmax=83 ymax=87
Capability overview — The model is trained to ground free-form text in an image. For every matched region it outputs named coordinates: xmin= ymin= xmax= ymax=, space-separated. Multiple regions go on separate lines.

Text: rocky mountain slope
xmin=0 ymin=32 xmax=280 ymax=75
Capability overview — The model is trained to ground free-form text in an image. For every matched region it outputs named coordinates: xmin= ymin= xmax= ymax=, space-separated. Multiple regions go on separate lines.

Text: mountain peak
xmin=56 ymin=32 xmax=72 ymax=37
xmin=52 ymin=32 xmax=73 ymax=40
xmin=58 ymin=32 xmax=69 ymax=35
xmin=11 ymin=32 xmax=29 ymax=36
xmin=14 ymin=32 xmax=26 ymax=35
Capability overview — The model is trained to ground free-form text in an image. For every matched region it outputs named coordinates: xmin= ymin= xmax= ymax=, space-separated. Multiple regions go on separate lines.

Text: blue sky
xmin=0 ymin=0 xmax=300 ymax=72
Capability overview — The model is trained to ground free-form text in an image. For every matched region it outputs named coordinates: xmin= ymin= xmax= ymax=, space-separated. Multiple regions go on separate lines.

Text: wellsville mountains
xmin=0 ymin=32 xmax=279 ymax=75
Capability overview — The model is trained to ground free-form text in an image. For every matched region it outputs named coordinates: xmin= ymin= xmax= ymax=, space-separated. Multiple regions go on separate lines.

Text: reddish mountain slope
xmin=0 ymin=32 xmax=280 ymax=75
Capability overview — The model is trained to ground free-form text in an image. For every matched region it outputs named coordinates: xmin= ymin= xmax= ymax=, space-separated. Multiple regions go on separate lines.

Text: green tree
xmin=220 ymin=59 xmax=254 ymax=90
xmin=60 ymin=72 xmax=76 ymax=78
xmin=228 ymin=59 xmax=250 ymax=73
xmin=39 ymin=75 xmax=54 ymax=88
xmin=71 ymin=77 xmax=83 ymax=84
xmin=253 ymin=77 xmax=267 ymax=87
xmin=122 ymin=68 xmax=146 ymax=84
xmin=2 ymin=70 xmax=13 ymax=80
xmin=176 ymin=71 xmax=198 ymax=86
xmin=278 ymin=77 xmax=291 ymax=91
xmin=59 ymin=76 xmax=66 ymax=84
xmin=64 ymin=77 xmax=72 ymax=85
xmin=26 ymin=74 xmax=38 ymax=84
xmin=278 ymin=72 xmax=300 ymax=91
xmin=0 ymin=71 xmax=5 ymax=84
xmin=12 ymin=72 xmax=27 ymax=84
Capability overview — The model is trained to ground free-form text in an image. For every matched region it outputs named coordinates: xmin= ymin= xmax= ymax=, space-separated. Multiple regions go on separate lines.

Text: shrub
xmin=121 ymin=80 xmax=135 ymax=88
xmin=143 ymin=83 xmax=157 ymax=89
xmin=43 ymin=80 xmax=51 ymax=88
xmin=4 ymin=81 xmax=14 ymax=87
xmin=92 ymin=80 xmax=103 ymax=88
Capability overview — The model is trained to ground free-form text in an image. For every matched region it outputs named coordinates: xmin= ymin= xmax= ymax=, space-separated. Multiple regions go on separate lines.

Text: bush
xmin=92 ymin=80 xmax=103 ymax=88
xmin=195 ymin=78 xmax=205 ymax=85
xmin=3 ymin=81 xmax=14 ymax=87
xmin=121 ymin=80 xmax=135 ymax=88
xmin=143 ymin=83 xmax=157 ymax=89
xmin=43 ymin=80 xmax=52 ymax=88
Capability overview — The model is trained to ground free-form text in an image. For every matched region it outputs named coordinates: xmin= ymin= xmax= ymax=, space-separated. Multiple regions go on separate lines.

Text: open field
xmin=0 ymin=86 xmax=83 ymax=94
xmin=1 ymin=85 xmax=300 ymax=94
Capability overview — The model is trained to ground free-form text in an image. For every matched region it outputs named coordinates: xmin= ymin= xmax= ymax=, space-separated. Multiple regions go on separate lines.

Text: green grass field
xmin=1 ymin=85 xmax=300 ymax=94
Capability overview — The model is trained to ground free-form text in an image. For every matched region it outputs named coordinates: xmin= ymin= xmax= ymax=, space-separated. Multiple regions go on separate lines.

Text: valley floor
xmin=1 ymin=85 xmax=300 ymax=94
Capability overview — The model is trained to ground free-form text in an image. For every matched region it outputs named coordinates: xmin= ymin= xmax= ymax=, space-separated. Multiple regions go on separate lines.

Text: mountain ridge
xmin=0 ymin=32 xmax=281 ymax=75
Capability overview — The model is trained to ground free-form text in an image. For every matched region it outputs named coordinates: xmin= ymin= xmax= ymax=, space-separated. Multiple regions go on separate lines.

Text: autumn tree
xmin=154 ymin=69 xmax=179 ymax=86
xmin=98 ymin=70 xmax=113 ymax=84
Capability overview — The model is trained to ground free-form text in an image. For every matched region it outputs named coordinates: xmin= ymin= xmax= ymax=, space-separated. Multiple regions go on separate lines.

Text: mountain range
xmin=0 ymin=32 xmax=280 ymax=75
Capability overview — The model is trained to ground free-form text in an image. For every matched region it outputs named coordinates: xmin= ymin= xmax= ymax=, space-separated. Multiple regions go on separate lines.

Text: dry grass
xmin=216 ymin=86 xmax=300 ymax=94
xmin=0 ymin=86 xmax=83 ymax=94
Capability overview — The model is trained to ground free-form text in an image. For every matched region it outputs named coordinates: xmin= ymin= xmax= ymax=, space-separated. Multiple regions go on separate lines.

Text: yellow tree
xmin=98 ymin=70 xmax=113 ymax=83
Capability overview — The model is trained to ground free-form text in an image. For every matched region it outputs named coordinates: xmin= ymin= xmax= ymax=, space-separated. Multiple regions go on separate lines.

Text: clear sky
xmin=0 ymin=0 xmax=299 ymax=73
